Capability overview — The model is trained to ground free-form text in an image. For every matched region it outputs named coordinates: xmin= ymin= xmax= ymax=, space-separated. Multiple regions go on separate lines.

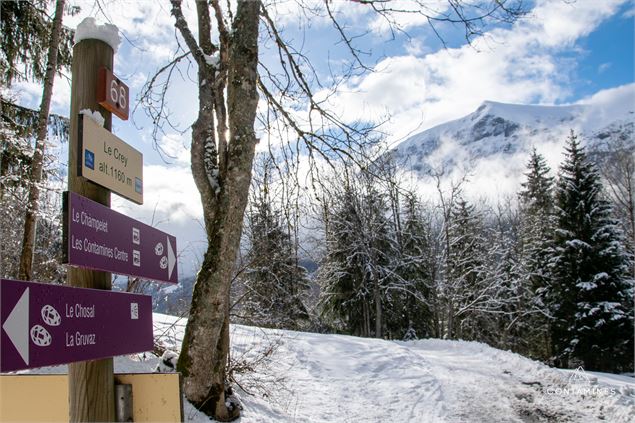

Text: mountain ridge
xmin=389 ymin=86 xmax=634 ymax=179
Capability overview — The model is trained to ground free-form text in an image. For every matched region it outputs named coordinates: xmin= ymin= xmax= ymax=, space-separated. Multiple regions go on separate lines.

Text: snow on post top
xmin=80 ymin=109 xmax=105 ymax=127
xmin=74 ymin=17 xmax=121 ymax=54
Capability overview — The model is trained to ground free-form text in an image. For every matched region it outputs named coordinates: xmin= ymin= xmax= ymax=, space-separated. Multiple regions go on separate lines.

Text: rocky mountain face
xmin=389 ymin=89 xmax=634 ymax=178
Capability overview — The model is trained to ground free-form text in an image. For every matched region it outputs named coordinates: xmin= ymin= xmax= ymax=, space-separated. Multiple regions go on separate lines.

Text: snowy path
xmin=230 ymin=328 xmax=635 ymax=423
xmin=151 ymin=314 xmax=635 ymax=423
xmin=274 ymin=334 xmax=445 ymax=422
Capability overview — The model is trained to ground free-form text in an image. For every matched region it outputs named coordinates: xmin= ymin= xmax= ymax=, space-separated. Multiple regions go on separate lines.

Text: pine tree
xmin=519 ymin=148 xmax=555 ymax=289
xmin=391 ymin=193 xmax=436 ymax=339
xmin=1 ymin=0 xmax=77 ymax=280
xmin=0 ymin=96 xmax=68 ymax=281
xmin=318 ymin=171 xmax=396 ymax=338
xmin=549 ymin=132 xmax=634 ymax=372
xmin=517 ymin=148 xmax=555 ymax=359
xmin=445 ymin=197 xmax=487 ymax=339
xmin=0 ymin=0 xmax=75 ymax=86
xmin=239 ymin=163 xmax=310 ymax=330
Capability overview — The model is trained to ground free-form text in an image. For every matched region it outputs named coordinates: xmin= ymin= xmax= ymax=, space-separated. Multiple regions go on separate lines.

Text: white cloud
xmin=526 ymin=0 xmax=624 ymax=48
xmin=405 ymin=37 xmax=430 ymax=57
xmin=312 ymin=0 xmax=629 ymax=146
xmin=575 ymin=83 xmax=635 ymax=129
xmin=577 ymin=82 xmax=635 ymax=107
xmin=159 ymin=133 xmax=191 ymax=165
xmin=113 ymin=164 xmax=202 ymax=224
xmin=598 ymin=62 xmax=612 ymax=74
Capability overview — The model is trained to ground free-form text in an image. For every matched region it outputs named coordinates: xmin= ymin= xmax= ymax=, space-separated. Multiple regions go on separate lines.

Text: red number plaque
xmin=96 ymin=67 xmax=129 ymax=121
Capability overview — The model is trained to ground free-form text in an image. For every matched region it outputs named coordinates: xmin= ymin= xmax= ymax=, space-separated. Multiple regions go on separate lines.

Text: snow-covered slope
xmin=17 ymin=312 xmax=635 ymax=422
xmin=151 ymin=314 xmax=635 ymax=423
xmin=389 ymin=85 xmax=634 ymax=185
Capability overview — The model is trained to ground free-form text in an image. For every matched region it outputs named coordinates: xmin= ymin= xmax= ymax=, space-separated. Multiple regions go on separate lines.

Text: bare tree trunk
xmin=374 ymin=274 xmax=382 ymax=338
xmin=174 ymin=0 xmax=260 ymax=420
xmin=362 ymin=300 xmax=370 ymax=337
xmin=18 ymin=0 xmax=66 ymax=281
xmin=447 ymin=304 xmax=454 ymax=339
xmin=624 ymin=162 xmax=635 ymax=278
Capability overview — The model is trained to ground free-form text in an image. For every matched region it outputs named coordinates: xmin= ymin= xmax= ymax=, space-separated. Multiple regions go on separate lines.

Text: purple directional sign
xmin=0 ymin=279 xmax=153 ymax=372
xmin=63 ymin=191 xmax=178 ymax=284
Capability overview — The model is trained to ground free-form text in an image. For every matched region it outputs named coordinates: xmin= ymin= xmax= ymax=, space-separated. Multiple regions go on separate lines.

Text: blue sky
xmin=8 ymin=0 xmax=635 ymax=276
xmin=571 ymin=2 xmax=634 ymax=99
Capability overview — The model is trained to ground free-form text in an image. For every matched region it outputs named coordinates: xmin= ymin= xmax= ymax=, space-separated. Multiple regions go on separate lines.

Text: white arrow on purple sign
xmin=2 ymin=287 xmax=29 ymax=365
xmin=63 ymin=191 xmax=178 ymax=284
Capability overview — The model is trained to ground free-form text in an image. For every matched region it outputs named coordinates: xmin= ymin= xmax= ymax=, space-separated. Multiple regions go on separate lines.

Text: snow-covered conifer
xmin=239 ymin=159 xmax=310 ymax=330
xmin=444 ymin=197 xmax=487 ymax=339
xmin=318 ymin=170 xmax=396 ymax=338
xmin=391 ymin=193 xmax=437 ymax=339
xmin=548 ymin=132 xmax=634 ymax=372
xmin=517 ymin=148 xmax=555 ymax=359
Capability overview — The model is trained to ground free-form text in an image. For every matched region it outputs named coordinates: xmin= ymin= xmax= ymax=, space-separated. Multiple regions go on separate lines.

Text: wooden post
xmin=67 ymin=39 xmax=115 ymax=422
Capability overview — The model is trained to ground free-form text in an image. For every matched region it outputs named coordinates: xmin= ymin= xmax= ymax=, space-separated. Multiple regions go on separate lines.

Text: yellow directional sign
xmin=79 ymin=114 xmax=143 ymax=204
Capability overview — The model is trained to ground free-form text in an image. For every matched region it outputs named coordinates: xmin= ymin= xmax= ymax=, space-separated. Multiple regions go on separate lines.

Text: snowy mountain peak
xmin=389 ymin=85 xmax=634 ymax=187
xmin=471 ymin=100 xmax=586 ymax=127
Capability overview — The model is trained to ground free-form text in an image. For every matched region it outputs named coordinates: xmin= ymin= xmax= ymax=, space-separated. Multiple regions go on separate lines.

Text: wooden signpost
xmin=0 ymin=30 xmax=180 ymax=423
xmin=67 ymin=38 xmax=117 ymax=422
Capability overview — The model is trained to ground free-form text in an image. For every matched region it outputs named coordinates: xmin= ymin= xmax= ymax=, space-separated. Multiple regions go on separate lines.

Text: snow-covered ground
xmin=151 ymin=313 xmax=635 ymax=423
xmin=18 ymin=313 xmax=634 ymax=422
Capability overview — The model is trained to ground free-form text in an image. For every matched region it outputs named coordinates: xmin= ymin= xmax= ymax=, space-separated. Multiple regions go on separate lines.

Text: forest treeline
xmin=234 ymin=133 xmax=634 ymax=374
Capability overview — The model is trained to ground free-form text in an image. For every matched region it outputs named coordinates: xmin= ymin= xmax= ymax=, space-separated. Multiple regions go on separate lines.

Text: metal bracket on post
xmin=115 ymin=383 xmax=133 ymax=422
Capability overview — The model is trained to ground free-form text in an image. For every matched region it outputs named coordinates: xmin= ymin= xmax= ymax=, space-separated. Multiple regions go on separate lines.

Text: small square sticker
xmin=132 ymin=227 xmax=140 ymax=245
xmin=84 ymin=149 xmax=95 ymax=170
xmin=133 ymin=250 xmax=140 ymax=267
xmin=130 ymin=303 xmax=138 ymax=320
xmin=135 ymin=177 xmax=143 ymax=194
